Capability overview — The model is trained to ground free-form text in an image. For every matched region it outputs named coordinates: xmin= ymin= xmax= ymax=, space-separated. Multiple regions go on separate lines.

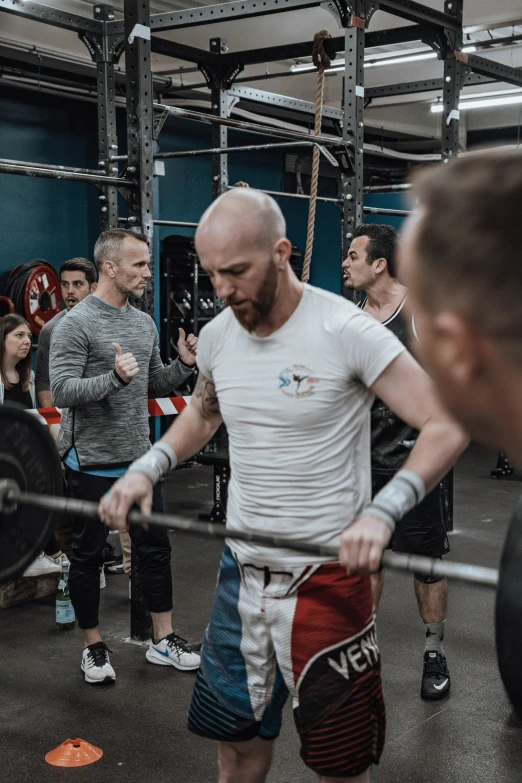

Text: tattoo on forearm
xmin=194 ymin=373 xmax=220 ymax=416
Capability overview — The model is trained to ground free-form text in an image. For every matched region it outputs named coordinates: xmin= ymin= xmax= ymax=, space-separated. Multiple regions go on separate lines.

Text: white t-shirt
xmin=196 ymin=284 xmax=405 ymax=566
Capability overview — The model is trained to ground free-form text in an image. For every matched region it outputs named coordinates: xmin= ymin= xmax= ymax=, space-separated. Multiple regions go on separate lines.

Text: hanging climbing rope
xmin=301 ymin=30 xmax=332 ymax=284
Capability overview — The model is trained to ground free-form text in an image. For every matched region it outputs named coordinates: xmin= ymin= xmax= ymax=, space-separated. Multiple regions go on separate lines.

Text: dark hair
xmin=59 ymin=257 xmax=96 ymax=287
xmin=411 ymin=150 xmax=522 ymax=361
xmin=93 ymin=229 xmax=148 ymax=274
xmin=0 ymin=314 xmax=32 ymax=392
xmin=353 ymin=223 xmax=399 ymax=279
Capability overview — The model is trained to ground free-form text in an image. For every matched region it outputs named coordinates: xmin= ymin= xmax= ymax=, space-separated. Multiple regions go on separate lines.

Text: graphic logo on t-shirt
xmin=279 ymin=365 xmax=320 ymax=398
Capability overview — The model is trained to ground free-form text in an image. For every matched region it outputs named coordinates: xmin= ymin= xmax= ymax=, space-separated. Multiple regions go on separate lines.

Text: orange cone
xmin=45 ymin=738 xmax=103 ymax=767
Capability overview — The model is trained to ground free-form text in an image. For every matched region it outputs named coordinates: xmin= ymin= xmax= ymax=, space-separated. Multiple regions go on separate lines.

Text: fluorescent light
xmin=431 ymin=94 xmax=522 ymax=112
xmin=461 ymin=45 xmax=477 ymax=53
xmin=290 ymin=48 xmax=437 ymax=74
xmin=364 ymin=51 xmax=437 ymax=68
xmin=290 ymin=58 xmax=344 ymax=73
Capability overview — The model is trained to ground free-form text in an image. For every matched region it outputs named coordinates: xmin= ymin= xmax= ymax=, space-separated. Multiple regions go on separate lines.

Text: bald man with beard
xmin=99 ymin=189 xmax=467 ymax=783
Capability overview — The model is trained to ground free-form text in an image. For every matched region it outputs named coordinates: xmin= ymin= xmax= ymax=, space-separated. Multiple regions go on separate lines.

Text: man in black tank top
xmin=343 ymin=223 xmax=451 ymax=701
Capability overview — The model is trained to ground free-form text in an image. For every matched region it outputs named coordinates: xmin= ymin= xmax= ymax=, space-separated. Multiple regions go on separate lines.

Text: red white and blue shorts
xmin=188 ymin=545 xmax=385 ymax=778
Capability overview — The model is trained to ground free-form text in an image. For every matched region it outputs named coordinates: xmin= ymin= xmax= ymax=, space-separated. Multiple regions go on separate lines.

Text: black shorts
xmin=372 ymin=472 xmax=450 ymax=559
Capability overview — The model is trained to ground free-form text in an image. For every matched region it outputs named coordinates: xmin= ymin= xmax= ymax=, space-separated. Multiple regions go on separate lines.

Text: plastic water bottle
xmin=56 ymin=563 xmax=75 ymax=631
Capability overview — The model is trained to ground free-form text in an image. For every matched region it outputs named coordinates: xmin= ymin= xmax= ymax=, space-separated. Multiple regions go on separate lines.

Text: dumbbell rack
xmin=160 ymin=235 xmax=223 ymax=381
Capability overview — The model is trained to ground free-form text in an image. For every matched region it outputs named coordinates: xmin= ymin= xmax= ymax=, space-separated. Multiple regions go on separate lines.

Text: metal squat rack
xmin=3 ymin=0 xmax=522 ymax=641
xmin=3 ymin=0 xmax=522 ymax=315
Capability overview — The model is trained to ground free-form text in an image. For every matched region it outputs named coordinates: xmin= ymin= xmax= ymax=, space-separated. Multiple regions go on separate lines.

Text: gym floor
xmin=1 ymin=445 xmax=521 ymax=783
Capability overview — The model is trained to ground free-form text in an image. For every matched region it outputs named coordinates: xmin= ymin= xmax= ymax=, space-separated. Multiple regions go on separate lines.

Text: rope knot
xmin=312 ymin=30 xmax=332 ymax=70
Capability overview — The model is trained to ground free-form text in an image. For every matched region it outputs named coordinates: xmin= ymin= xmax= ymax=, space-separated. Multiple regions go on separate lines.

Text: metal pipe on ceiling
xmin=363 ymin=206 xmax=411 ymax=216
xmin=0 ymin=161 xmax=135 ymax=187
xmin=0 ymin=157 xmax=105 ymax=177
xmin=228 ymin=185 xmax=342 ymax=205
xmin=119 ymin=217 xmax=199 ymax=227
xmin=111 ymin=140 xmax=322 ymax=162
xmin=153 ymin=103 xmax=348 ymax=149
xmin=363 ymin=183 xmax=411 ymax=193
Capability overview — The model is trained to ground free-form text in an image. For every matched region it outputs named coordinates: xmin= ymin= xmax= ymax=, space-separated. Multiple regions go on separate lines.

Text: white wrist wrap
xmin=127 ymin=442 xmax=178 ymax=485
xmin=362 ymin=470 xmax=426 ymax=533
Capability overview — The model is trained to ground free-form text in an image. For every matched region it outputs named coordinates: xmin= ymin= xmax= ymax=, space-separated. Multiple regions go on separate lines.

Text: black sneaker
xmin=421 ymin=651 xmax=450 ymax=701
xmin=102 ymin=543 xmax=117 ymax=566
xmin=106 ymin=556 xmax=124 ymax=574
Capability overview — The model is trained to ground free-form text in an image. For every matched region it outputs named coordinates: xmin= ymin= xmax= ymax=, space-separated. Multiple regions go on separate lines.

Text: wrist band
xmin=113 ymin=369 xmax=129 ymax=386
xmin=178 ymin=357 xmax=196 ymax=370
xmin=361 ymin=469 xmax=426 ymax=532
xmin=127 ymin=442 xmax=178 ymax=485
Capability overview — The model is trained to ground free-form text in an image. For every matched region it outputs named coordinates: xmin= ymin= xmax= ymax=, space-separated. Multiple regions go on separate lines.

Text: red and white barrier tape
xmin=31 ymin=396 xmax=191 ymax=425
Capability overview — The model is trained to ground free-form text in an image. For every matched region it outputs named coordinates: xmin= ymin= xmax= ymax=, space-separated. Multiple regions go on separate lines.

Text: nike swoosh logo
xmin=156 ymin=648 xmax=170 ymax=657
xmin=433 ymin=679 xmax=449 ymax=690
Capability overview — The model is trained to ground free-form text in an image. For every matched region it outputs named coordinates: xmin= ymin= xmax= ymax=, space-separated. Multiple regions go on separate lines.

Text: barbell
xmin=1 ymin=404 xmax=521 ymax=715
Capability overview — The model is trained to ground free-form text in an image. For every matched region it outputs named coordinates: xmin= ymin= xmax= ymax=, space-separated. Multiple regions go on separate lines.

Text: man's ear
xmin=274 ymin=237 xmax=292 ymax=267
xmin=91 ymin=282 xmax=98 ymax=293
xmin=432 ymin=311 xmax=482 ymax=385
xmin=104 ymin=260 xmax=117 ymax=279
xmin=374 ymin=257 xmax=388 ymax=276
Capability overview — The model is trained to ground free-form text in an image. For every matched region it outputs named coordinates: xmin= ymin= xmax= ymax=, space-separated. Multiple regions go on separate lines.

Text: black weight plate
xmin=495 ymin=495 xmax=522 ymax=717
xmin=0 ymin=404 xmax=62 ymax=585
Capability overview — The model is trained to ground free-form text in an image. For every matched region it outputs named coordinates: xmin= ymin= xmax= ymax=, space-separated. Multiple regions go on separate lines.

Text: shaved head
xmin=195 ymin=189 xmax=293 ymax=333
xmin=196 ymin=189 xmax=286 ymax=255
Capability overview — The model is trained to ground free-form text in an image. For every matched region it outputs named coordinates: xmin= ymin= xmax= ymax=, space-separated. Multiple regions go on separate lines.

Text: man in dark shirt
xmin=35 ymin=257 xmax=97 ymax=409
xmin=343 ymin=223 xmax=451 ymax=701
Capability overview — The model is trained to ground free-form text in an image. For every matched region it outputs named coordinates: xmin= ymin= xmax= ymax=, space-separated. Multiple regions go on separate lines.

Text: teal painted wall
xmin=0 ymin=89 xmax=99 ymax=289
xmin=154 ymin=119 xmax=343 ymax=292
xmin=364 ymin=192 xmax=407 ymax=231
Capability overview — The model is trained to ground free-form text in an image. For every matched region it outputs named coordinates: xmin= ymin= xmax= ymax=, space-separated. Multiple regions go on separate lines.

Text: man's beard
xmin=115 ymin=280 xmax=146 ymax=299
xmin=227 ymin=263 xmax=279 ymax=333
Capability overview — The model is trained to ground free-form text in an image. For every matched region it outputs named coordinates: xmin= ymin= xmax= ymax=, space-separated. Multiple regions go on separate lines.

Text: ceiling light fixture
xmin=364 ymin=51 xmax=437 ymax=68
xmin=431 ymin=94 xmax=522 ymax=112
xmin=290 ymin=49 xmax=437 ymax=74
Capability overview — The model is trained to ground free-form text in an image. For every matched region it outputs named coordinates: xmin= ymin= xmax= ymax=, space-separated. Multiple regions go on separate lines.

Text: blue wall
xmin=154 ymin=120 xmax=343 ymax=292
xmin=0 ymin=87 xmax=404 ymax=302
xmin=0 ymin=89 xmax=99 ymax=290
xmin=364 ymin=192 xmax=407 ymax=231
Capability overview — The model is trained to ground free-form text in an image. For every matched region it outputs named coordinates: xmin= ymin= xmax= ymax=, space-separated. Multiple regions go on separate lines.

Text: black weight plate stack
xmin=0 ymin=404 xmax=63 ymax=585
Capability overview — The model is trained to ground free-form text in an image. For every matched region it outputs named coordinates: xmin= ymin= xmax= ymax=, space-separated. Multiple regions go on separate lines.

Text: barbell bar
xmin=2 ymin=405 xmax=522 ymax=716
xmin=0 ymin=477 xmax=499 ymax=589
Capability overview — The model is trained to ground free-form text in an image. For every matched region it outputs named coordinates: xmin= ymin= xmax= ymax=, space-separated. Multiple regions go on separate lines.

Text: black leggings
xmin=44 ymin=534 xmax=61 ymax=557
xmin=65 ymin=467 xmax=172 ymax=630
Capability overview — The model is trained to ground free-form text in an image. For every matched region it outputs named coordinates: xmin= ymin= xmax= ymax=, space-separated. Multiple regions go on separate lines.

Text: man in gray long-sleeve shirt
xmin=50 ymin=228 xmax=201 ymax=684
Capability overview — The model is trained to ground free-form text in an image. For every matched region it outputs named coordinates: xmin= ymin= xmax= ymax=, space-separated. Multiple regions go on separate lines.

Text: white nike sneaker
xmin=81 ymin=642 xmax=116 ymax=684
xmin=23 ymin=552 xmax=62 ymax=577
xmin=146 ymin=633 xmax=201 ymax=671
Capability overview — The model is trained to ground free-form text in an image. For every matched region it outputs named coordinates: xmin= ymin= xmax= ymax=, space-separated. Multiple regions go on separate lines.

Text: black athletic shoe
xmin=421 ymin=651 xmax=450 ymax=701
xmin=102 ymin=543 xmax=117 ymax=566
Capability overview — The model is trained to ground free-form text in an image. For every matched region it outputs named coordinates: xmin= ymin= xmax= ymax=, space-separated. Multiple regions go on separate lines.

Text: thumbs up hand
xmin=177 ymin=328 xmax=198 ymax=366
xmin=113 ymin=342 xmax=139 ymax=383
